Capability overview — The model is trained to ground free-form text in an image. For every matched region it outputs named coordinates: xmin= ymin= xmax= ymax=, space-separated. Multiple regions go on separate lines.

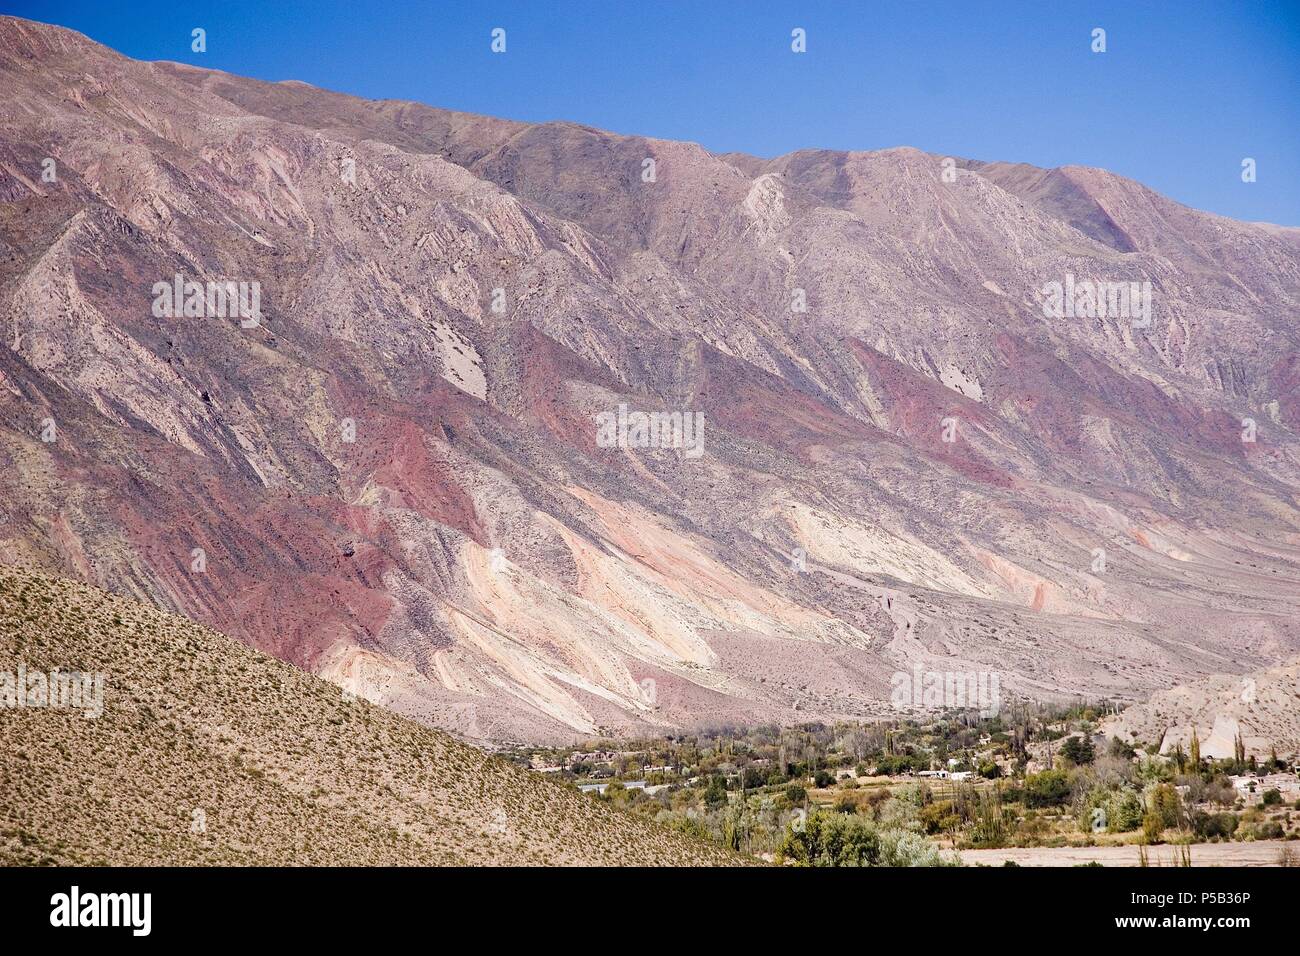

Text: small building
xmin=1229 ymin=773 xmax=1300 ymax=804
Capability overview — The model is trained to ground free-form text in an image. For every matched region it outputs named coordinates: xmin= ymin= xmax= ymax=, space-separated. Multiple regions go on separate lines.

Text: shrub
xmin=1024 ymin=769 xmax=1071 ymax=808
xmin=1080 ymin=788 xmax=1143 ymax=833
xmin=1188 ymin=810 xmax=1239 ymax=840
xmin=878 ymin=828 xmax=958 ymax=867
xmin=832 ymin=791 xmax=861 ymax=815
xmin=1252 ymin=821 xmax=1284 ymax=840
xmin=1107 ymin=737 xmax=1136 ymax=760
xmin=1142 ymin=811 xmax=1164 ymax=845
xmin=776 ymin=811 xmax=959 ymax=867
xmin=919 ymin=799 xmax=959 ymax=835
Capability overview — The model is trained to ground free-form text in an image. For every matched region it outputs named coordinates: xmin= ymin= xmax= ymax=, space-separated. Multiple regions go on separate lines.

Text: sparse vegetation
xmin=0 ymin=565 xmax=742 ymax=866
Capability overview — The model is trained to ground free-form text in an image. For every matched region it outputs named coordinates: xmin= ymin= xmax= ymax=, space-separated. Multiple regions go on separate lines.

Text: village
xmin=503 ymin=703 xmax=1300 ymax=865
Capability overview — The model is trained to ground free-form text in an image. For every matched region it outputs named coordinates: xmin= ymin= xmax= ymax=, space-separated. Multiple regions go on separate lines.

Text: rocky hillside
xmin=0 ymin=564 xmax=740 ymax=865
xmin=1104 ymin=656 xmax=1300 ymax=761
xmin=2 ymin=16 xmax=1299 ymax=743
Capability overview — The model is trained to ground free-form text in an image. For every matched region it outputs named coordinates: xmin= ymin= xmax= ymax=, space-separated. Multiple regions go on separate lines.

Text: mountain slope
xmin=0 ymin=563 xmax=740 ymax=865
xmin=2 ymin=16 xmax=1300 ymax=744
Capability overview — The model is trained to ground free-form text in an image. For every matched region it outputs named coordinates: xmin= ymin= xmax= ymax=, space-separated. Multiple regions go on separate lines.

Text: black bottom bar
xmin=0 ymin=864 xmax=1284 ymax=941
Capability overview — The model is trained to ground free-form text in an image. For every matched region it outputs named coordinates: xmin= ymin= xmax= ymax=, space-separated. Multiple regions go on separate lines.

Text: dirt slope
xmin=0 ymin=564 xmax=740 ymax=865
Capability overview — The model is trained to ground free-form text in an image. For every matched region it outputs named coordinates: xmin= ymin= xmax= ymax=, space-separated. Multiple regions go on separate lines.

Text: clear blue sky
xmin=12 ymin=0 xmax=1300 ymax=224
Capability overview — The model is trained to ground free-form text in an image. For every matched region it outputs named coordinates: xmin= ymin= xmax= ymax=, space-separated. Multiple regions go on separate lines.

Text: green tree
xmin=777 ymin=811 xmax=879 ymax=866
xmin=1024 ymin=769 xmax=1071 ymax=808
xmin=1060 ymin=736 xmax=1095 ymax=766
xmin=1111 ymin=790 xmax=1144 ymax=831
xmin=1150 ymin=783 xmax=1181 ymax=829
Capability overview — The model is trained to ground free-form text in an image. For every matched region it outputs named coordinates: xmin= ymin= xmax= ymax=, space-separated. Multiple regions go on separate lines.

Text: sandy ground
xmin=958 ymin=840 xmax=1296 ymax=867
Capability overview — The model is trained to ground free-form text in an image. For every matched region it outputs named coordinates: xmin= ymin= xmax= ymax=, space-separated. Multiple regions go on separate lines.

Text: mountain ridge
xmin=2 ymin=14 xmax=1299 ymax=745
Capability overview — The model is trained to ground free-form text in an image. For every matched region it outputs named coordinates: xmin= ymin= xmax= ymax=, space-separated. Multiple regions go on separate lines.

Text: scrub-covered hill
xmin=0 ymin=564 xmax=741 ymax=865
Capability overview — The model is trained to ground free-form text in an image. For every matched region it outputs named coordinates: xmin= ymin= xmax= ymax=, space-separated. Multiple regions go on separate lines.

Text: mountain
xmin=0 ymin=563 xmax=740 ymax=865
xmin=2 ymin=16 xmax=1299 ymax=745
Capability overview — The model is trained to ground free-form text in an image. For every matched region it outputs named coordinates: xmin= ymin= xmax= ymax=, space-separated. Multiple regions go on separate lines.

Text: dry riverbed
xmin=958 ymin=840 xmax=1296 ymax=867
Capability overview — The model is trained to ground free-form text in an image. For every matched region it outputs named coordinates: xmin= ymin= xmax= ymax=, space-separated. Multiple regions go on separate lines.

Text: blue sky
xmin=12 ymin=0 xmax=1300 ymax=224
